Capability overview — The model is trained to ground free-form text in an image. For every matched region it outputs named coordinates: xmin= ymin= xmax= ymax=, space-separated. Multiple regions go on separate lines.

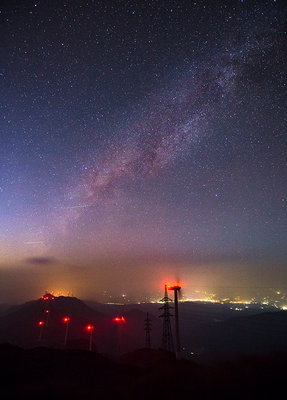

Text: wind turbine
xmin=167 ymin=283 xmax=182 ymax=359
xmin=62 ymin=316 xmax=71 ymax=346
xmin=86 ymin=324 xmax=94 ymax=351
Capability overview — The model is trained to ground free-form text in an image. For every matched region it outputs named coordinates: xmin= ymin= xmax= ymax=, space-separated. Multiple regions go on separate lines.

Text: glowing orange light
xmin=38 ymin=321 xmax=44 ymax=326
xmin=167 ymin=282 xmax=182 ymax=290
xmin=86 ymin=324 xmax=94 ymax=331
xmin=45 ymin=310 xmax=50 ymax=313
xmin=63 ymin=316 xmax=70 ymax=323
xmin=113 ymin=316 xmax=125 ymax=323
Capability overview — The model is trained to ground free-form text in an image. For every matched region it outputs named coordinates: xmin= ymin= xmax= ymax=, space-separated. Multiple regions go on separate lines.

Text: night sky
xmin=0 ymin=0 xmax=286 ymax=303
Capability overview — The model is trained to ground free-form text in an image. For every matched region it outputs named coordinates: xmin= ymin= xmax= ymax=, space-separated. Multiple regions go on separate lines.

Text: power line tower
xmin=144 ymin=312 xmax=152 ymax=349
xmin=159 ymin=284 xmax=174 ymax=353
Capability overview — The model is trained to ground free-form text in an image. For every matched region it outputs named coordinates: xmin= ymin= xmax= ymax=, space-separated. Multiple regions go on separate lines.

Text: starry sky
xmin=0 ymin=0 xmax=286 ymax=303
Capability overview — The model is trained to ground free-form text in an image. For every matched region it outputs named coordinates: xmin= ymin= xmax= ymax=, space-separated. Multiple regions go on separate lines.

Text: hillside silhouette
xmin=0 ymin=344 xmax=286 ymax=400
xmin=0 ymin=296 xmax=108 ymax=350
xmin=1 ymin=295 xmax=287 ymax=362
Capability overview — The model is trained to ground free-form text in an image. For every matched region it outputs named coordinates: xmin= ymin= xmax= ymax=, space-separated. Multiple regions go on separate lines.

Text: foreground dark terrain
xmin=1 ymin=296 xmax=287 ymax=399
xmin=1 ymin=344 xmax=287 ymax=400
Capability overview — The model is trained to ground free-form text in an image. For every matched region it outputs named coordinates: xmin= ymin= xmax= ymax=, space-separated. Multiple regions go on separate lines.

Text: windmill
xmin=167 ymin=283 xmax=182 ymax=359
xmin=62 ymin=316 xmax=71 ymax=346
xmin=113 ymin=315 xmax=125 ymax=355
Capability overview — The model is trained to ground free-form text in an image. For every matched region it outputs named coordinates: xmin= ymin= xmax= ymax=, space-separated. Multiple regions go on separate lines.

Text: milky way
xmin=0 ymin=0 xmax=286 ymax=301
xmin=62 ymin=29 xmax=281 ymax=228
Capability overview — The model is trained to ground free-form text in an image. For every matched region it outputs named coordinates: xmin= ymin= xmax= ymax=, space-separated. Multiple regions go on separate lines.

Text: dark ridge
xmin=1 ymin=296 xmax=287 ymax=363
xmin=1 ymin=345 xmax=287 ymax=399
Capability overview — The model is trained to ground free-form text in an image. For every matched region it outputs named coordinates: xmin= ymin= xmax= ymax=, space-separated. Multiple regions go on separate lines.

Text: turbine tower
xmin=159 ymin=284 xmax=174 ymax=353
xmin=168 ymin=284 xmax=181 ymax=359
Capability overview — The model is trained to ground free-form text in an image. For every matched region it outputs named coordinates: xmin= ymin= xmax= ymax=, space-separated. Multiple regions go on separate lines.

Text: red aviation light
xmin=113 ymin=316 xmax=125 ymax=323
xmin=167 ymin=282 xmax=182 ymax=291
xmin=41 ymin=293 xmax=55 ymax=301
xmin=45 ymin=309 xmax=50 ymax=314
xmin=63 ymin=316 xmax=70 ymax=323
xmin=86 ymin=324 xmax=94 ymax=331
xmin=38 ymin=321 xmax=44 ymax=326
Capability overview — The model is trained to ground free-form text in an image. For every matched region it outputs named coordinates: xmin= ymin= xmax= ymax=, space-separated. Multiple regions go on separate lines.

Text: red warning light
xmin=63 ymin=316 xmax=70 ymax=323
xmin=38 ymin=321 xmax=44 ymax=326
xmin=113 ymin=316 xmax=125 ymax=323
xmin=45 ymin=309 xmax=50 ymax=314
xmin=86 ymin=324 xmax=94 ymax=331
xmin=41 ymin=293 xmax=55 ymax=301
xmin=167 ymin=282 xmax=182 ymax=290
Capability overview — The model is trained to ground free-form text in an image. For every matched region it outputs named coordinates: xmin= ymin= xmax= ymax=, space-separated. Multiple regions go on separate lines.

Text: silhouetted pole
xmin=38 ymin=321 xmax=44 ymax=342
xmin=168 ymin=285 xmax=181 ymax=359
xmin=45 ymin=309 xmax=50 ymax=327
xmin=117 ymin=323 xmax=121 ymax=355
xmin=63 ymin=317 xmax=70 ymax=346
xmin=89 ymin=330 xmax=93 ymax=351
xmin=114 ymin=316 xmax=125 ymax=356
xmin=86 ymin=325 xmax=94 ymax=351
xmin=174 ymin=288 xmax=180 ymax=359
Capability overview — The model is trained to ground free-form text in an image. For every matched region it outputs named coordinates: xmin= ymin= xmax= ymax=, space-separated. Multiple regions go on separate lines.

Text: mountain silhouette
xmin=2 ymin=296 xmax=287 ymax=362
xmin=0 ymin=296 xmax=104 ymax=350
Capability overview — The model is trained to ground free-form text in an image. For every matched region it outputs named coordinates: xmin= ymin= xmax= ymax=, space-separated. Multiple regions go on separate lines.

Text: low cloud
xmin=24 ymin=257 xmax=57 ymax=266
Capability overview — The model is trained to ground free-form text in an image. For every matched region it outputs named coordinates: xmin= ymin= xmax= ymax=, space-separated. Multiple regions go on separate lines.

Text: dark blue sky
xmin=0 ymin=0 xmax=286 ymax=302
